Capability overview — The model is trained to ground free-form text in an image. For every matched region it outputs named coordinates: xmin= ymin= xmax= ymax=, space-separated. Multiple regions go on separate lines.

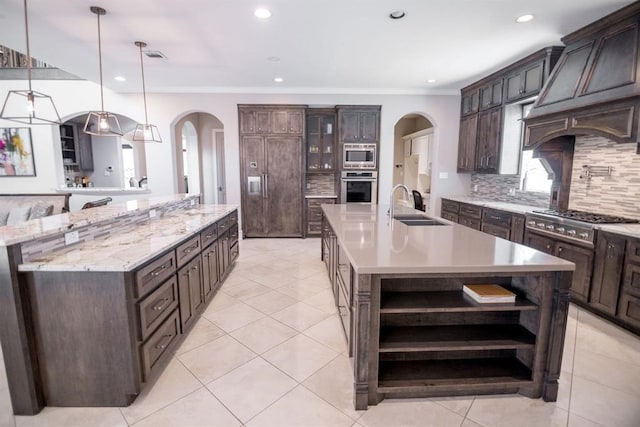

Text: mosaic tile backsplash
xmin=471 ymin=135 xmax=640 ymax=219
xmin=568 ymin=136 xmax=640 ymax=220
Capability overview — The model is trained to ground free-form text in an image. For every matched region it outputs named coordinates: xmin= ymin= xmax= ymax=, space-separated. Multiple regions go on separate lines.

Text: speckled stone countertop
xmin=441 ymin=195 xmax=543 ymax=215
xmin=321 ymin=203 xmax=574 ymax=275
xmin=0 ymin=194 xmax=198 ymax=247
xmin=18 ymin=204 xmax=237 ymax=273
xmin=597 ymin=224 xmax=640 ymax=239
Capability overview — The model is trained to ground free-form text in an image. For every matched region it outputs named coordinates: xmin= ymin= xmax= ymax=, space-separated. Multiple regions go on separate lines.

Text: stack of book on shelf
xmin=463 ymin=284 xmax=516 ymax=303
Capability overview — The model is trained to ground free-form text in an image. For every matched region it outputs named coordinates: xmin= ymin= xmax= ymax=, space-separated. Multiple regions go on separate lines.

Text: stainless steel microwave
xmin=343 ymin=143 xmax=376 ymax=169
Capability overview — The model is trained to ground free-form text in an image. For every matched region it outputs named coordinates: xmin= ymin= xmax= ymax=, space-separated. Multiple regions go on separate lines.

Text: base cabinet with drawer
xmin=306 ymin=197 xmax=337 ymax=236
xmin=21 ymin=209 xmax=239 ymax=407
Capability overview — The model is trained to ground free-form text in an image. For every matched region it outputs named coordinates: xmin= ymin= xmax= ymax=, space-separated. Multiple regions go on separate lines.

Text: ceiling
xmin=0 ymin=0 xmax=634 ymax=94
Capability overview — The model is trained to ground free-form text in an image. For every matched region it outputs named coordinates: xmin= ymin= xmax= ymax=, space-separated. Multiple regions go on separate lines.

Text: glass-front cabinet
xmin=306 ymin=110 xmax=336 ymax=172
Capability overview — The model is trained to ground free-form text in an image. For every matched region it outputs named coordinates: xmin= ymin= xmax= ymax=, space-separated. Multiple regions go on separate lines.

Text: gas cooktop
xmin=531 ymin=209 xmax=639 ymax=224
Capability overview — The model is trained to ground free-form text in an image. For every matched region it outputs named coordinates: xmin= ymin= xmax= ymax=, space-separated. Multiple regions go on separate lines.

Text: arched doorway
xmin=392 ymin=113 xmax=434 ymax=209
xmin=173 ymin=112 xmax=226 ymax=204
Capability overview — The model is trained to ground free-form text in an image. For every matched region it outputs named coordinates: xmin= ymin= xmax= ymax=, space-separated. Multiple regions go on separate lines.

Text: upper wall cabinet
xmin=240 ymin=109 xmax=271 ymax=134
xmin=60 ymin=123 xmax=94 ymax=172
xmin=337 ymin=106 xmax=380 ymax=143
xmin=239 ymin=106 xmax=305 ymax=135
xmin=456 ymin=46 xmax=563 ymax=174
xmin=272 ymin=110 xmax=304 ymax=134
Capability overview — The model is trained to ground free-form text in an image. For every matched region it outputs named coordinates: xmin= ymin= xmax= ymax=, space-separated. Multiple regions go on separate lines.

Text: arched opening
xmin=173 ymin=112 xmax=226 ymax=204
xmin=59 ymin=112 xmax=145 ymax=189
xmin=392 ymin=113 xmax=434 ymax=210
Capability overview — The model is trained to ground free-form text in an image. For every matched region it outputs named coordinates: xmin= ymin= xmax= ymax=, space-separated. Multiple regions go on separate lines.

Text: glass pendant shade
xmin=132 ymin=41 xmax=162 ymax=143
xmin=133 ymin=123 xmax=161 ymax=143
xmin=0 ymin=0 xmax=61 ymax=125
xmin=84 ymin=6 xmax=121 ymax=137
xmin=84 ymin=111 xmax=123 ymax=136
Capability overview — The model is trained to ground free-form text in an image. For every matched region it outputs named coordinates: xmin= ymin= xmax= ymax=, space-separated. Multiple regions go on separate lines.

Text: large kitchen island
xmin=321 ymin=203 xmax=575 ymax=410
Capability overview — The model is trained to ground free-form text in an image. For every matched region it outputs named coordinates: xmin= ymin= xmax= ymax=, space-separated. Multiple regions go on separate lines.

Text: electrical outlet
xmin=472 ymin=184 xmax=478 ymax=192
xmin=508 ymin=188 xmax=516 ymax=196
xmin=149 ymin=209 xmax=156 ymax=218
xmin=64 ymin=230 xmax=79 ymax=245
xmin=190 ymin=199 xmax=196 ymax=206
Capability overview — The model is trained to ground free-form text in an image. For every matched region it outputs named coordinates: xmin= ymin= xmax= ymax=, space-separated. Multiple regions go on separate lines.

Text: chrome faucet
xmin=389 ymin=184 xmax=411 ymax=220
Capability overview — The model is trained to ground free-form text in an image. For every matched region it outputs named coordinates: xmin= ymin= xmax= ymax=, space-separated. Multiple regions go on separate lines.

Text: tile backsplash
xmin=568 ymin=136 xmax=640 ymax=220
xmin=307 ymin=174 xmax=337 ymax=195
xmin=471 ymin=135 xmax=640 ymax=219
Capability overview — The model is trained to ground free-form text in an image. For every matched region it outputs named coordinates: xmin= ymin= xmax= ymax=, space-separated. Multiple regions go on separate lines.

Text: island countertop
xmin=322 ymin=203 xmax=574 ymax=275
xmin=18 ymin=204 xmax=237 ymax=273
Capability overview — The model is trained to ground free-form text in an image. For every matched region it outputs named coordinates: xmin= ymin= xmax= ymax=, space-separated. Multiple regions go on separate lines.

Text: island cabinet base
xmin=351 ymin=272 xmax=572 ymax=410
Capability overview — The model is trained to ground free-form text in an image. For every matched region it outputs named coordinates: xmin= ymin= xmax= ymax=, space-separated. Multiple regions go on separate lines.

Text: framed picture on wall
xmin=0 ymin=128 xmax=36 ymax=177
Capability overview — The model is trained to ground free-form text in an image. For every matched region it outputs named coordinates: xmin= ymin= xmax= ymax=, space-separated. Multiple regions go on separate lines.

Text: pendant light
xmin=84 ymin=6 xmax=122 ymax=136
xmin=0 ymin=0 xmax=61 ymax=125
xmin=132 ymin=41 xmax=162 ymax=143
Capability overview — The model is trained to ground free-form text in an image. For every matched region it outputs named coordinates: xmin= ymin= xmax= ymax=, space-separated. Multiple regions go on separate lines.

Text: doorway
xmin=173 ymin=112 xmax=226 ymax=204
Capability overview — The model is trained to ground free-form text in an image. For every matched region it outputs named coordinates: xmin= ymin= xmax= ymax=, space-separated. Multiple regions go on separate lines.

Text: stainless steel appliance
xmin=343 ymin=143 xmax=376 ymax=169
xmin=340 ymin=171 xmax=377 ymax=204
xmin=526 ymin=209 xmax=639 ymax=248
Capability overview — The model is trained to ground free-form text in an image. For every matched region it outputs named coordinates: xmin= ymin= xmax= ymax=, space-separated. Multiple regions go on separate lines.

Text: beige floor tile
xmin=575 ymin=309 xmax=640 ymax=367
xmin=461 ymin=419 xmax=484 ymax=427
xmin=562 ymin=305 xmax=579 ymax=375
xmin=230 ymin=317 xmax=298 ymax=354
xmin=131 ymin=387 xmax=240 ymax=427
xmin=303 ymin=289 xmax=338 ymax=314
xmin=119 ymin=358 xmax=202 ymax=424
xmin=243 ymin=290 xmax=298 ymax=314
xmin=271 ymin=301 xmax=331 ymax=332
xmin=567 ymin=412 xmax=606 ymax=427
xmin=428 ymin=395 xmax=475 ymax=417
xmin=573 ymin=349 xmax=640 ymax=397
xmin=303 ymin=354 xmax=363 ymax=420
xmin=358 ymin=398 xmax=464 ymax=427
xmin=247 ymin=272 xmax=296 ymax=290
xmin=303 ymin=315 xmax=348 ymax=353
xmin=15 ymin=408 xmax=127 ymax=427
xmin=262 ymin=334 xmax=338 ymax=382
xmin=222 ymin=280 xmax=272 ymax=301
xmin=177 ymin=335 xmax=256 ymax=384
xmin=201 ymin=292 xmax=242 ymax=315
xmin=276 ymin=281 xmax=326 ymax=301
xmin=175 ymin=316 xmax=226 ymax=355
xmin=207 ymin=357 xmax=297 ymax=423
xmin=556 ymin=371 xmax=573 ymax=411
xmin=203 ymin=301 xmax=265 ymax=332
xmin=569 ymin=376 xmax=640 ymax=427
xmin=246 ymin=385 xmax=354 ymax=427
xmin=466 ymin=394 xmax=568 ymax=427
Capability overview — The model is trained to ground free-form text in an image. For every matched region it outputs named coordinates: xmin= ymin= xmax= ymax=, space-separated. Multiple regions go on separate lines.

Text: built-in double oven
xmin=340 ymin=171 xmax=377 ymax=204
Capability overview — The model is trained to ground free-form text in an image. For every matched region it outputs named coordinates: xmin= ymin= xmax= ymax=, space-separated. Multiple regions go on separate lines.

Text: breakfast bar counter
xmin=321 ymin=203 xmax=574 ymax=409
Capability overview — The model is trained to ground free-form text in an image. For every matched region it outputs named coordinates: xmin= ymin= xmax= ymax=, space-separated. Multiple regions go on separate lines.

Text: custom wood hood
xmin=524 ymin=1 xmax=640 ymax=153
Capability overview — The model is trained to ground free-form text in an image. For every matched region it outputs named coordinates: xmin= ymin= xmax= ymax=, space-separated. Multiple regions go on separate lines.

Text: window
xmin=519 ymin=103 xmax=552 ymax=193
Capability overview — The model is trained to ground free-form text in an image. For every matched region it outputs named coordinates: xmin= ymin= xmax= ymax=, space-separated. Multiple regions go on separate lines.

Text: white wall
xmin=0 ymin=80 xmax=468 ymax=216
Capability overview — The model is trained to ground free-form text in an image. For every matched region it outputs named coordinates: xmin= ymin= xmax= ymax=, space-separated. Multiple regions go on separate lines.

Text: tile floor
xmin=1 ymin=238 xmax=640 ymax=426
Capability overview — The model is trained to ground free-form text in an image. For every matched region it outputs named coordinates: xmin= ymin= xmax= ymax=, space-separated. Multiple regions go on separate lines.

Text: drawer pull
xmin=150 ymin=265 xmax=168 ymax=277
xmin=490 ymin=215 xmax=502 ymax=221
xmin=338 ymin=306 xmax=347 ymax=317
xmin=183 ymin=243 xmax=199 ymax=255
xmin=155 ymin=334 xmax=173 ymax=350
xmin=204 ymin=233 xmax=214 ymax=239
xmin=153 ymin=298 xmax=171 ymax=311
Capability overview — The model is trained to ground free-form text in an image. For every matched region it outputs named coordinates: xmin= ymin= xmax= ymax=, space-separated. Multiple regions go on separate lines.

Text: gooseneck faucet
xmin=389 ymin=184 xmax=411 ymax=220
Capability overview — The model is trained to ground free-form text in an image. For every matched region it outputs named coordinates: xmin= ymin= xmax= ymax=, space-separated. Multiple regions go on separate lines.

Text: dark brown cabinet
xmin=272 ymin=110 xmax=304 ymax=134
xmin=456 ymin=115 xmax=478 ymax=172
xmin=461 ymin=88 xmax=480 ymax=116
xmin=504 ymin=60 xmax=545 ymax=103
xmin=178 ymin=255 xmax=204 ymax=332
xmin=458 ymin=202 xmax=482 ymax=230
xmin=591 ymin=232 xmax=626 ymax=315
xmin=306 ymin=110 xmax=336 ymax=172
xmin=306 ymin=197 xmax=336 ymax=236
xmin=240 ymin=109 xmax=271 ymax=134
xmin=60 ymin=123 xmax=94 ymax=171
xmin=475 ymin=107 xmax=502 ymax=173
xmin=338 ymin=107 xmax=380 ymax=143
xmin=201 ymin=242 xmax=219 ymax=302
xmin=480 ymin=79 xmax=503 ymax=110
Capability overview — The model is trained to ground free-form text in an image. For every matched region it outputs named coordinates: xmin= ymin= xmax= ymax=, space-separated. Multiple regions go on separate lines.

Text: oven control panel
xmin=525 ymin=215 xmax=594 ymax=246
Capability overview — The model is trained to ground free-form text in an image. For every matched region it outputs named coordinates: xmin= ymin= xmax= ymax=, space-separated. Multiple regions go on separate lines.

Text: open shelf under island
xmin=321 ymin=203 xmax=574 ymax=410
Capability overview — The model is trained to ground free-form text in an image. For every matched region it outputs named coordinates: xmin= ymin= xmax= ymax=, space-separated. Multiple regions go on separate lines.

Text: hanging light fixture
xmin=132 ymin=41 xmax=162 ymax=143
xmin=0 ymin=0 xmax=61 ymax=125
xmin=84 ymin=6 xmax=122 ymax=136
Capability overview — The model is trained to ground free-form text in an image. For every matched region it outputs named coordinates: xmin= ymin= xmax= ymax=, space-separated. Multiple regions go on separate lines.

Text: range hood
xmin=524 ymin=2 xmax=640 ymax=154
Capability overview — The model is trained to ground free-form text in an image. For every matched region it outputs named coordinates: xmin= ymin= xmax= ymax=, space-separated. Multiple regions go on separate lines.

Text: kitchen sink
xmin=392 ymin=214 xmax=448 ymax=226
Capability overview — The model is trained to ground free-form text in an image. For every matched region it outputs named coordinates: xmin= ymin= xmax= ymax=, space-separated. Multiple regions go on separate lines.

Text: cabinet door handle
xmin=183 ymin=243 xmax=198 ymax=255
xmin=155 ymin=334 xmax=173 ymax=350
xmin=153 ymin=298 xmax=171 ymax=311
xmin=558 ymin=247 xmax=563 ymax=253
xmin=150 ymin=264 xmax=167 ymax=277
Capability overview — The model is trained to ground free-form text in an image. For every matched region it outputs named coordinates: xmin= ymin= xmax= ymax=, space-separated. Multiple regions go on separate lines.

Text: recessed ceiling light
xmin=389 ymin=10 xmax=406 ymax=20
xmin=516 ymin=14 xmax=534 ymax=23
xmin=255 ymin=8 xmax=271 ymax=19
xmin=114 ymin=76 xmax=126 ymax=82
xmin=273 ymin=77 xmax=284 ymax=83
xmin=267 ymin=56 xmax=280 ymax=62
xmin=427 ymin=79 xmax=436 ymax=83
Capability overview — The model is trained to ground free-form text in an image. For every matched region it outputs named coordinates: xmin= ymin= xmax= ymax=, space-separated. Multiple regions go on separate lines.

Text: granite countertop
xmin=18 ymin=204 xmax=237 ymax=273
xmin=596 ymin=224 xmax=640 ymax=239
xmin=56 ymin=187 xmax=152 ymax=195
xmin=0 ymin=194 xmax=199 ymax=247
xmin=321 ymin=203 xmax=574 ymax=275
xmin=305 ymin=194 xmax=338 ymax=199
xmin=441 ymin=195 xmax=543 ymax=215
